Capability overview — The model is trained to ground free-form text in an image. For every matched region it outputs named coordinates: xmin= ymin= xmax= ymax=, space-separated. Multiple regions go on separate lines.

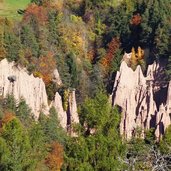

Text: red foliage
xmin=34 ymin=52 xmax=56 ymax=85
xmin=45 ymin=142 xmax=64 ymax=171
xmin=23 ymin=3 xmax=48 ymax=25
xmin=130 ymin=13 xmax=142 ymax=26
xmin=101 ymin=37 xmax=120 ymax=69
xmin=0 ymin=112 xmax=15 ymax=130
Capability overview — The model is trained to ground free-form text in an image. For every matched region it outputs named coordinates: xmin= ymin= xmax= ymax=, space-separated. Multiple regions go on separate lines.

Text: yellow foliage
xmin=35 ymin=52 xmax=56 ymax=85
xmin=137 ymin=46 xmax=144 ymax=60
xmin=63 ymin=89 xmax=69 ymax=111
xmin=52 ymin=0 xmax=64 ymax=11
xmin=130 ymin=47 xmax=137 ymax=66
xmin=0 ymin=46 xmax=6 ymax=60
xmin=125 ymin=0 xmax=135 ymax=13
xmin=60 ymin=24 xmax=86 ymax=57
xmin=130 ymin=46 xmax=145 ymax=70
xmin=58 ymin=15 xmax=87 ymax=58
xmin=70 ymin=15 xmax=83 ymax=23
xmin=33 ymin=71 xmax=43 ymax=78
xmin=88 ymin=31 xmax=96 ymax=41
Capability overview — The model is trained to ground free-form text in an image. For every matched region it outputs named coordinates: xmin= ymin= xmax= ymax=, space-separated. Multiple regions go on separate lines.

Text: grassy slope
xmin=0 ymin=0 xmax=30 ymax=19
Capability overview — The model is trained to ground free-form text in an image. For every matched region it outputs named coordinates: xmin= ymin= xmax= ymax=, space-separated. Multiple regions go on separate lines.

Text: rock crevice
xmin=111 ymin=56 xmax=171 ymax=140
xmin=0 ymin=59 xmax=79 ymax=131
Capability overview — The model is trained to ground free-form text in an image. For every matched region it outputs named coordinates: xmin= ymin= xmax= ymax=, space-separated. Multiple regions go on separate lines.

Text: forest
xmin=0 ymin=0 xmax=171 ymax=170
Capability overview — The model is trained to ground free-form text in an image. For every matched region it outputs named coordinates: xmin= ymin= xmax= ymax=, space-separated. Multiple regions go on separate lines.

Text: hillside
xmin=0 ymin=0 xmax=171 ymax=170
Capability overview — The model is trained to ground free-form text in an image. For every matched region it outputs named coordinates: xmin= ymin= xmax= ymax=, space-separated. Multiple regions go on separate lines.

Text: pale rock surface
xmin=111 ymin=56 xmax=171 ymax=140
xmin=0 ymin=59 xmax=49 ymax=118
xmin=51 ymin=92 xmax=67 ymax=129
xmin=68 ymin=90 xmax=79 ymax=124
xmin=52 ymin=90 xmax=79 ymax=131
xmin=0 ymin=59 xmax=79 ymax=130
xmin=68 ymin=90 xmax=79 ymax=136
xmin=155 ymin=82 xmax=171 ymax=140
xmin=52 ymin=69 xmax=62 ymax=86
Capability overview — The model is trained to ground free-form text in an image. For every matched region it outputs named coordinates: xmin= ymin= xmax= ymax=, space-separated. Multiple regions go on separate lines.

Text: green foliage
xmin=66 ymin=53 xmax=79 ymax=88
xmin=20 ymin=25 xmax=39 ymax=58
xmin=110 ymin=48 xmax=123 ymax=73
xmin=56 ymin=54 xmax=71 ymax=88
xmin=39 ymin=108 xmax=67 ymax=144
xmin=16 ymin=98 xmax=34 ymax=127
xmin=166 ymin=55 xmax=171 ymax=80
xmin=136 ymin=0 xmax=171 ymax=60
xmin=126 ymin=137 xmax=153 ymax=170
xmin=144 ymin=128 xmax=155 ymax=145
xmin=0 ymin=95 xmax=67 ymax=171
xmin=160 ymin=125 xmax=171 ymax=154
xmin=4 ymin=31 xmax=21 ymax=62
xmin=31 ymin=0 xmax=41 ymax=5
xmin=64 ymin=92 xmax=126 ymax=170
xmin=0 ymin=118 xmax=32 ymax=171
xmin=28 ymin=122 xmax=47 ymax=169
xmin=80 ymin=91 xmax=111 ymax=130
xmin=1 ymin=1 xmax=171 ymax=170
xmin=46 ymin=81 xmax=58 ymax=101
xmin=3 ymin=95 xmax=17 ymax=113
xmin=47 ymin=10 xmax=60 ymax=47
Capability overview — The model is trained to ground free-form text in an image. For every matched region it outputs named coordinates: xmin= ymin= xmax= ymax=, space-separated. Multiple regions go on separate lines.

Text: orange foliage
xmin=23 ymin=3 xmax=48 ymax=25
xmin=46 ymin=142 xmax=64 ymax=171
xmin=50 ymin=0 xmax=64 ymax=11
xmin=0 ymin=44 xmax=6 ymax=60
xmin=87 ymin=49 xmax=95 ymax=62
xmin=130 ymin=13 xmax=142 ymax=26
xmin=0 ymin=112 xmax=15 ymax=130
xmin=101 ymin=37 xmax=120 ymax=70
xmin=137 ymin=46 xmax=144 ymax=60
xmin=34 ymin=52 xmax=56 ymax=85
xmin=130 ymin=46 xmax=144 ymax=69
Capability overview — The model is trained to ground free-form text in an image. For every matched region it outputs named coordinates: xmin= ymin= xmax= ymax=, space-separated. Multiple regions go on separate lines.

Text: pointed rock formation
xmin=51 ymin=92 xmax=67 ymax=129
xmin=0 ymin=59 xmax=49 ymax=118
xmin=52 ymin=90 xmax=79 ymax=133
xmin=0 ymin=58 xmax=79 ymax=130
xmin=111 ymin=56 xmax=170 ymax=140
xmin=68 ymin=90 xmax=79 ymax=136
xmin=155 ymin=82 xmax=171 ymax=140
xmin=68 ymin=90 xmax=79 ymax=124
xmin=52 ymin=69 xmax=62 ymax=86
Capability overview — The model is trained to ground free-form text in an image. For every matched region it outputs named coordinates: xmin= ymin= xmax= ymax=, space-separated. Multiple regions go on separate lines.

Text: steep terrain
xmin=111 ymin=53 xmax=171 ymax=140
xmin=0 ymin=58 xmax=79 ymax=130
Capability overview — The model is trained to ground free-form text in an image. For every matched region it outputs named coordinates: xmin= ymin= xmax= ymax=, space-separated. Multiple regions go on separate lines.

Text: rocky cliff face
xmin=111 ymin=55 xmax=171 ymax=140
xmin=0 ymin=59 xmax=49 ymax=118
xmin=0 ymin=59 xmax=79 ymax=130
xmin=52 ymin=90 xmax=79 ymax=132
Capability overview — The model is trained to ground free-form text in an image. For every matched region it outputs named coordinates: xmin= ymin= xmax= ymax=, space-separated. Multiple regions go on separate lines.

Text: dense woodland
xmin=0 ymin=0 xmax=171 ymax=170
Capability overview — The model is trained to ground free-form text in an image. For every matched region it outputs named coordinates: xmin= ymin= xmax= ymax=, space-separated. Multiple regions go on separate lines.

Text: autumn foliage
xmin=87 ymin=49 xmax=95 ymax=62
xmin=46 ymin=142 xmax=64 ymax=171
xmin=130 ymin=13 xmax=142 ymax=26
xmin=34 ymin=52 xmax=56 ymax=85
xmin=130 ymin=46 xmax=144 ymax=70
xmin=101 ymin=37 xmax=120 ymax=71
xmin=23 ymin=3 xmax=48 ymax=25
xmin=0 ymin=111 xmax=15 ymax=131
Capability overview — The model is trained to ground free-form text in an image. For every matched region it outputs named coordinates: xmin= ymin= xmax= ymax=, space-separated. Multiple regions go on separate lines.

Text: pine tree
xmin=0 ymin=117 xmax=32 ymax=171
xmin=21 ymin=25 xmax=39 ymax=58
xmin=64 ymin=92 xmax=126 ymax=170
